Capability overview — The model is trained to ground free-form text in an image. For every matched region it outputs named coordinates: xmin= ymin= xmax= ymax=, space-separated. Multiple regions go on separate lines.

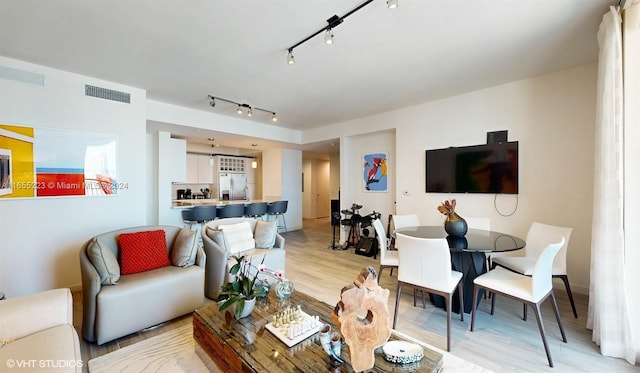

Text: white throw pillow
xmin=254 ymin=220 xmax=278 ymax=249
xmin=219 ymin=221 xmax=255 ymax=255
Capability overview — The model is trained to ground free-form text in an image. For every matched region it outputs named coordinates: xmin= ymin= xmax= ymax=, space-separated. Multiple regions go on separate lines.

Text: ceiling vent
xmin=85 ymin=84 xmax=130 ymax=104
xmin=0 ymin=65 xmax=44 ymax=86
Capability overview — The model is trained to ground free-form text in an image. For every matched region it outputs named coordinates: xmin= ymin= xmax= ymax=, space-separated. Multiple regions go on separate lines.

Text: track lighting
xmin=208 ymin=95 xmax=278 ymax=122
xmin=324 ymin=28 xmax=334 ymax=45
xmin=286 ymin=0 xmax=394 ymax=64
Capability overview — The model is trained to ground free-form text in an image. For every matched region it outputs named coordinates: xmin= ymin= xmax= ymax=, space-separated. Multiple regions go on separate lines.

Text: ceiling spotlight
xmin=236 ymin=105 xmax=243 ymax=114
xmin=247 ymin=107 xmax=253 ymax=117
xmin=286 ymin=0 xmax=399 ymax=64
xmin=324 ymin=28 xmax=334 ymax=44
xmin=287 ymin=49 xmax=295 ymax=64
xmin=271 ymin=113 xmax=278 ymax=122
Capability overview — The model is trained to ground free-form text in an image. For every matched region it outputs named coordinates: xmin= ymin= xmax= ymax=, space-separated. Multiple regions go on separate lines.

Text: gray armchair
xmin=201 ymin=217 xmax=285 ymax=299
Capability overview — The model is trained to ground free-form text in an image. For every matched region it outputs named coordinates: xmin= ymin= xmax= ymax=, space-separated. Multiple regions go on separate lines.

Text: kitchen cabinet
xmin=186 ymin=153 xmax=214 ymax=183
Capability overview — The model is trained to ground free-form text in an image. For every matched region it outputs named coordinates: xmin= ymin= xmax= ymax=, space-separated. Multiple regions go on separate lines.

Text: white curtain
xmin=587 ymin=4 xmax=638 ymax=365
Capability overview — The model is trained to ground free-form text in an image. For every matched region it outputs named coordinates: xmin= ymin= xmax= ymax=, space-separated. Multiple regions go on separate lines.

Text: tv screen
xmin=425 ymin=141 xmax=518 ymax=194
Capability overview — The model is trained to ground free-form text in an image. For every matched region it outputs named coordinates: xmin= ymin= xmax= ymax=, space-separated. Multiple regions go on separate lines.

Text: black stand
xmin=329 ymin=212 xmax=341 ymax=250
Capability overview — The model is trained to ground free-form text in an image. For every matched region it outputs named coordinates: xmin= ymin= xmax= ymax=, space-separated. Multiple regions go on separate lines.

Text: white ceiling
xmin=0 ymin=0 xmax=611 ymax=156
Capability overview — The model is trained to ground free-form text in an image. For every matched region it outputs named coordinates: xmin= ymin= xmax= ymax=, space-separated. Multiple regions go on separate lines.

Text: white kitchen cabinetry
xmin=186 ymin=153 xmax=214 ymax=183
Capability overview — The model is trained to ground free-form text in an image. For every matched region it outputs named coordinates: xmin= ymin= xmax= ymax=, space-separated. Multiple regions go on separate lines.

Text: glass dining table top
xmin=396 ymin=226 xmax=526 ymax=253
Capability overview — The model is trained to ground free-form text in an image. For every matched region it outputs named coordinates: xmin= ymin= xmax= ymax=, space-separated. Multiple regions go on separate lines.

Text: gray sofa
xmin=202 ymin=217 xmax=285 ymax=299
xmin=79 ymin=225 xmax=205 ymax=345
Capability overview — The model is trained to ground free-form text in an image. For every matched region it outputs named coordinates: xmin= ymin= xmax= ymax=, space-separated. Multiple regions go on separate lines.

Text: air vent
xmin=84 ymin=84 xmax=130 ymax=104
xmin=0 ymin=66 xmax=44 ymax=86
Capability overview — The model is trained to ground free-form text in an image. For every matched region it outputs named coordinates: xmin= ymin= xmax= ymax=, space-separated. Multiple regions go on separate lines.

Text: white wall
xmin=333 ymin=64 xmax=597 ymax=294
xmin=262 ymin=147 xmax=303 ymax=231
xmin=339 ymin=129 xmax=396 ymax=233
xmin=0 ymin=57 xmax=148 ymax=297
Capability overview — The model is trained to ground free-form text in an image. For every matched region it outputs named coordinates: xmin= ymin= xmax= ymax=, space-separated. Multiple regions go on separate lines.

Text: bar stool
xmin=181 ymin=208 xmax=197 ymax=230
xmin=193 ymin=205 xmax=218 ymax=222
xmin=267 ymin=200 xmax=288 ymax=232
xmin=244 ymin=202 xmax=268 ymax=220
xmin=184 ymin=205 xmax=217 ymax=231
xmin=217 ymin=203 xmax=246 ymax=218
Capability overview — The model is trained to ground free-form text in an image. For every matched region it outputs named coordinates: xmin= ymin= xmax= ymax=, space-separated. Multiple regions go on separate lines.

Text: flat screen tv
xmin=425 ymin=141 xmax=519 ymax=194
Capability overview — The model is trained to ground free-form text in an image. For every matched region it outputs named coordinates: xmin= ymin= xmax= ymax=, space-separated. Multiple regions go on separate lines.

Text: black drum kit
xmin=331 ymin=203 xmax=381 ymax=250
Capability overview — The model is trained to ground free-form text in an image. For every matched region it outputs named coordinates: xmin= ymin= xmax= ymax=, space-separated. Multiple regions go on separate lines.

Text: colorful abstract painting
xmin=363 ymin=153 xmax=388 ymax=192
xmin=0 ymin=123 xmax=118 ymax=199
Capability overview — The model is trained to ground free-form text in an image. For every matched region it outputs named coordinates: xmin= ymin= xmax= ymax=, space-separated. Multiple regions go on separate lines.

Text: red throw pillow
xmin=119 ymin=230 xmax=170 ymax=275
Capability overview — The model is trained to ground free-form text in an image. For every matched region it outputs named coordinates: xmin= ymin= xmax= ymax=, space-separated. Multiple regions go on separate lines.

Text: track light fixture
xmin=208 ymin=95 xmax=278 ymax=122
xmin=285 ymin=0 xmax=395 ymax=64
xmin=324 ymin=28 xmax=334 ymax=45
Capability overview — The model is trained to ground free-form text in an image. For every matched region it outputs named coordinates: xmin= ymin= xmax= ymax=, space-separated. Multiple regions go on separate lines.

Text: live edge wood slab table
xmin=193 ymin=290 xmax=443 ymax=372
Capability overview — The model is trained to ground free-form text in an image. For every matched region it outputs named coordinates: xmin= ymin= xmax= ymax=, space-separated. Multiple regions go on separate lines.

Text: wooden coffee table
xmin=193 ymin=290 xmax=443 ymax=372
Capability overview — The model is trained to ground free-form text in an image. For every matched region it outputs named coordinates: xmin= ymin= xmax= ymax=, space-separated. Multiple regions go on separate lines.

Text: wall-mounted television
xmin=425 ymin=141 xmax=519 ymax=194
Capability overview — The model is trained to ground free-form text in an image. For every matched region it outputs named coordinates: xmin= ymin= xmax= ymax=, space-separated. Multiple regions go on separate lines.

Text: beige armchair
xmin=201 ymin=217 xmax=285 ymax=299
xmin=0 ymin=288 xmax=82 ymax=372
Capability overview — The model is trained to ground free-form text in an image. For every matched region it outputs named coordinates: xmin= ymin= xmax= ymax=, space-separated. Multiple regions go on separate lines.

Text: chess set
xmin=264 ymin=305 xmax=322 ymax=347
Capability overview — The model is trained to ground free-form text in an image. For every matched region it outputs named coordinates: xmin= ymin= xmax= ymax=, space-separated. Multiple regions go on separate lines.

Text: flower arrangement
xmin=437 ymin=199 xmax=457 ymax=217
xmin=216 ymin=254 xmax=283 ymax=319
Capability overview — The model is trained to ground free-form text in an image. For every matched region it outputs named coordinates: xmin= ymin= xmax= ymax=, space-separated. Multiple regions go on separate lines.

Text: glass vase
xmin=275 ymin=279 xmax=294 ymax=301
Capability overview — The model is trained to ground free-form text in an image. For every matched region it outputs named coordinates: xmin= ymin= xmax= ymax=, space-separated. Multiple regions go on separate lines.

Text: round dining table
xmin=395 ymin=226 xmax=526 ymax=314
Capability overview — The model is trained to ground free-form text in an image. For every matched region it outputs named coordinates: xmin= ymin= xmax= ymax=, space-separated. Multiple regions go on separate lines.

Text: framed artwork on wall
xmin=363 ymin=152 xmax=388 ymax=192
xmin=0 ymin=123 xmax=119 ymax=199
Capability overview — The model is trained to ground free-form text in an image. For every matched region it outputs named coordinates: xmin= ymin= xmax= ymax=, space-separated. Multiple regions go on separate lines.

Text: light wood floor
xmin=73 ymin=218 xmax=638 ymax=372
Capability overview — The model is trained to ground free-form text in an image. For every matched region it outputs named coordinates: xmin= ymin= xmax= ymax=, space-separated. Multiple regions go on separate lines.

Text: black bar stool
xmin=244 ymin=202 xmax=268 ymax=219
xmin=217 ymin=203 xmax=245 ymax=218
xmin=267 ymin=200 xmax=288 ymax=232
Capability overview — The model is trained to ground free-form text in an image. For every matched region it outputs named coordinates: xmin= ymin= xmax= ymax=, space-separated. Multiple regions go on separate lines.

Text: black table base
xmin=430 ymin=251 xmax=486 ymax=314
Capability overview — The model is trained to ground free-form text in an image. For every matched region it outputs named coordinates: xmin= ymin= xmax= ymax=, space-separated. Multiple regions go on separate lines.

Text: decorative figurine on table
xmin=332 ymin=266 xmax=391 ymax=372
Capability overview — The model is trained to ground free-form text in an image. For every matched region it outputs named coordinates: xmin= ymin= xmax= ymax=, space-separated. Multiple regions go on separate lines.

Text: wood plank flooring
xmin=73 ymin=218 xmax=638 ymax=372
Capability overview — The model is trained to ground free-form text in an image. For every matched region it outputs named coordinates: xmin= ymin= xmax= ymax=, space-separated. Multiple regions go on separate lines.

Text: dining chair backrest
xmin=392 ymin=214 xmax=420 ymax=231
xmin=531 ymin=237 xmax=565 ymax=299
xmin=372 ymin=218 xmax=388 ymax=259
xmin=396 ymin=233 xmax=452 ymax=290
xmin=524 ymin=222 xmax=573 ymax=273
xmin=464 ymin=216 xmax=491 ymax=231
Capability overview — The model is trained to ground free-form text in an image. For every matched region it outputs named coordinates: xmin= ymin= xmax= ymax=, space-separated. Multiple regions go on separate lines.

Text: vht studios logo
xmin=5 ymin=359 xmax=83 ymax=369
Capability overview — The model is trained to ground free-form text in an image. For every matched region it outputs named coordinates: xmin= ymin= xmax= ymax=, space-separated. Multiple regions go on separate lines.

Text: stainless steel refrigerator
xmin=219 ymin=173 xmax=247 ymax=200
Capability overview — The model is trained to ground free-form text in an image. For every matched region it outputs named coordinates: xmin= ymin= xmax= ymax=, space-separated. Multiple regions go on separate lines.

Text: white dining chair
xmin=491 ymin=222 xmax=577 ymax=318
xmin=470 ymin=237 xmax=567 ymax=367
xmin=393 ymin=233 xmax=464 ymax=352
xmin=372 ymin=218 xmax=398 ymax=282
xmin=390 ymin=213 xmax=420 ymax=249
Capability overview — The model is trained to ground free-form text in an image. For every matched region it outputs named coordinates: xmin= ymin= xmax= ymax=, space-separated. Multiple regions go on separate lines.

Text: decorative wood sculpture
xmin=333 ymin=266 xmax=391 ymax=372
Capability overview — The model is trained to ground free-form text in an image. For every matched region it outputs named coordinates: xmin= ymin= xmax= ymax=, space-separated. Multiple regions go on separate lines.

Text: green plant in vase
xmin=216 ymin=255 xmax=282 ymax=319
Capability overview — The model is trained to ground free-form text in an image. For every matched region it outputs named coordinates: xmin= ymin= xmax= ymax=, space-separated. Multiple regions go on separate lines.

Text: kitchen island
xmin=171 ymin=198 xmax=275 ymax=209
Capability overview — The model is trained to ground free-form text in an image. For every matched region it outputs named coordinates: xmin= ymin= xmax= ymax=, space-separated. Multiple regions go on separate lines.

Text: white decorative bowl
xmin=382 ymin=340 xmax=424 ymax=364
